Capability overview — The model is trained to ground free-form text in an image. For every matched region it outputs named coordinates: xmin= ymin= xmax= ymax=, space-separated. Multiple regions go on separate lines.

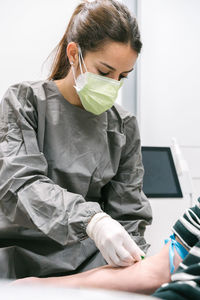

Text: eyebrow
xmin=99 ymin=61 xmax=134 ymax=73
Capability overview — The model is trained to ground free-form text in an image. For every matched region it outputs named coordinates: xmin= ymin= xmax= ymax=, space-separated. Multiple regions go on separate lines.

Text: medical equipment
xmin=171 ymin=138 xmax=194 ymax=207
xmin=141 ymin=146 xmax=182 ymax=198
xmin=143 ymin=141 xmax=193 ymax=256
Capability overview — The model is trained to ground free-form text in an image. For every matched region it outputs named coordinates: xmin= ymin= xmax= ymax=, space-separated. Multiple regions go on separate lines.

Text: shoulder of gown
xmin=1 ymin=80 xmax=50 ymax=106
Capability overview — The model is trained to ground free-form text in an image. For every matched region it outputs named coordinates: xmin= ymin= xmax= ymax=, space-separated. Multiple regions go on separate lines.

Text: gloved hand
xmin=86 ymin=212 xmax=145 ymax=267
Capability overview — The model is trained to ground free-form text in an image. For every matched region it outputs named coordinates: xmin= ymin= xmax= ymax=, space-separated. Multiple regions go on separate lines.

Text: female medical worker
xmin=0 ymin=0 xmax=152 ymax=279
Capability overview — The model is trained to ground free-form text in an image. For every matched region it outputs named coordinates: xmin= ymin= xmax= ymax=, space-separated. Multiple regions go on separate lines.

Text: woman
xmin=0 ymin=0 xmax=152 ymax=279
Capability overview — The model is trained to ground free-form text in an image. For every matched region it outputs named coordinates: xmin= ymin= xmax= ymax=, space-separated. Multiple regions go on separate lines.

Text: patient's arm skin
xmin=12 ymin=239 xmax=183 ymax=295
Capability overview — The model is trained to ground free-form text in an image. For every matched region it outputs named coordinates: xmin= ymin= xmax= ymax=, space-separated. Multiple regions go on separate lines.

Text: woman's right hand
xmin=86 ymin=213 xmax=145 ymax=267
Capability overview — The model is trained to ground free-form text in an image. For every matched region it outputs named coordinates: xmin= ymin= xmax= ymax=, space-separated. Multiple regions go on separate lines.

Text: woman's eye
xmin=98 ymin=70 xmax=110 ymax=76
xmin=97 ymin=69 xmax=128 ymax=80
xmin=119 ymin=75 xmax=128 ymax=80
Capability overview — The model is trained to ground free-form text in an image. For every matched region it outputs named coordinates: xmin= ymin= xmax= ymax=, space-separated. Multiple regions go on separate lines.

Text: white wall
xmin=139 ymin=0 xmax=200 ymax=144
xmin=0 ymin=0 xmax=79 ymax=97
xmin=139 ymin=0 xmax=200 ymax=195
xmin=139 ymin=0 xmax=200 ymax=254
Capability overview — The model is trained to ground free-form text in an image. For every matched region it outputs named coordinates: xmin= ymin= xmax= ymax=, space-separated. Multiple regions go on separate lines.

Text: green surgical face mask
xmin=71 ymin=46 xmax=124 ymax=115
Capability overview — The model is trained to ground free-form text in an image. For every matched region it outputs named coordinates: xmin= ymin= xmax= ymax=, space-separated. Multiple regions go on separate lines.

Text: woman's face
xmin=79 ymin=41 xmax=138 ymax=81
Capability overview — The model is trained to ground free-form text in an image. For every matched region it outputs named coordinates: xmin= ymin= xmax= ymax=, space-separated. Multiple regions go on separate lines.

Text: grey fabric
xmin=0 ymin=80 xmax=152 ymax=279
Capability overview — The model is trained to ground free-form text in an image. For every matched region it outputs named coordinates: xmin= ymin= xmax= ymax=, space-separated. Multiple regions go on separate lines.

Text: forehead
xmin=84 ymin=41 xmax=138 ymax=70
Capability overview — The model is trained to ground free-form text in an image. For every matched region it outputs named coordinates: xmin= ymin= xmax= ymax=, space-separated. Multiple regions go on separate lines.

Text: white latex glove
xmin=86 ymin=212 xmax=145 ymax=267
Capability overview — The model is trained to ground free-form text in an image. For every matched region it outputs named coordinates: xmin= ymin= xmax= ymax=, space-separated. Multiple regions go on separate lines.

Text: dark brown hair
xmin=48 ymin=0 xmax=142 ymax=80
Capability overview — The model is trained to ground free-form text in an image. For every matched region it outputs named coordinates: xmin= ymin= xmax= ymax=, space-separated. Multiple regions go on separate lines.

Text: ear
xmin=66 ymin=42 xmax=79 ymax=66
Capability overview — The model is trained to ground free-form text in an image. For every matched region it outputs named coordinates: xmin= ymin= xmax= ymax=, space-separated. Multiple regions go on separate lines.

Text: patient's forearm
xmin=13 ymin=241 xmax=182 ymax=295
xmin=63 ymin=262 xmax=154 ymax=293
xmin=16 ymin=243 xmax=173 ymax=295
xmin=60 ymin=246 xmax=171 ymax=294
xmin=60 ymin=265 xmax=130 ymax=291
xmin=30 ymin=263 xmax=148 ymax=293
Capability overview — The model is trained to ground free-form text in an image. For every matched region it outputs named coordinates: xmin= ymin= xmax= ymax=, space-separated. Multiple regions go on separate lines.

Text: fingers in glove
xmin=101 ymin=244 xmax=133 ymax=267
xmin=101 ymin=248 xmax=119 ymax=267
xmin=103 ymin=242 xmax=136 ymax=267
xmin=123 ymin=235 xmax=145 ymax=262
xmin=116 ymin=246 xmax=136 ymax=266
xmin=110 ymin=251 xmax=131 ymax=267
xmin=105 ymin=256 xmax=118 ymax=267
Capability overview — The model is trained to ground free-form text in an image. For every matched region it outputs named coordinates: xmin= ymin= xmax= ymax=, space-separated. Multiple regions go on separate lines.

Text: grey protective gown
xmin=0 ymin=80 xmax=152 ymax=279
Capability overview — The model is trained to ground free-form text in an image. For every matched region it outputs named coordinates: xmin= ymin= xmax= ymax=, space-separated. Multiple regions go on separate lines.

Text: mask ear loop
xmin=78 ymin=46 xmax=88 ymax=73
xmin=70 ymin=45 xmax=88 ymax=86
xmin=70 ymin=61 xmax=77 ymax=86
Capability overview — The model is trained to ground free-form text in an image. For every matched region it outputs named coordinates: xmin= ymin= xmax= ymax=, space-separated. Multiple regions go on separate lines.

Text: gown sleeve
xmin=0 ymin=82 xmax=102 ymax=245
xmin=101 ymin=114 xmax=152 ymax=252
